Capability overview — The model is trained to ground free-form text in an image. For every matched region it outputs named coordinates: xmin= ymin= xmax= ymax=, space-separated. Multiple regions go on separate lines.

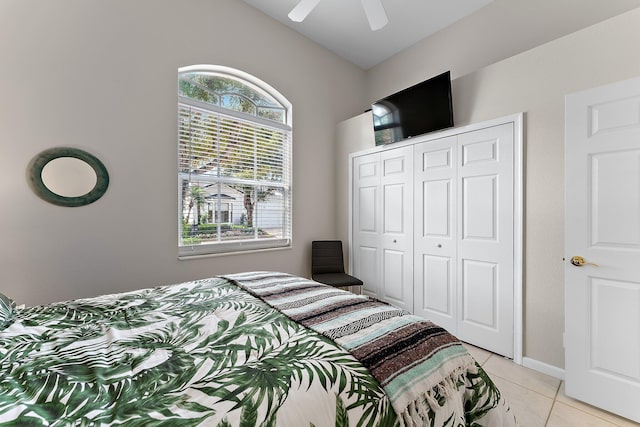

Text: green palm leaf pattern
xmin=0 ymin=278 xmax=397 ymax=426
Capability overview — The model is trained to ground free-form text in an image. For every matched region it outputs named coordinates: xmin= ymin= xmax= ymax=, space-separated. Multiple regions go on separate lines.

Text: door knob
xmin=570 ymin=256 xmax=599 ymax=267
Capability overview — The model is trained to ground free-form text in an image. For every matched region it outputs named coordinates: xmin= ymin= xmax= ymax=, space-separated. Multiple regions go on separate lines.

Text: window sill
xmin=178 ymin=241 xmax=292 ymax=260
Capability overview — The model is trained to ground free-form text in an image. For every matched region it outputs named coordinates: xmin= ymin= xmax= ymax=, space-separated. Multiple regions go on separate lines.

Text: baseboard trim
xmin=522 ymin=357 xmax=565 ymax=380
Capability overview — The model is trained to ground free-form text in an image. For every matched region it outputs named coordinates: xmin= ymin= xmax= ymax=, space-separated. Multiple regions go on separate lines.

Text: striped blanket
xmin=224 ymin=271 xmax=516 ymax=426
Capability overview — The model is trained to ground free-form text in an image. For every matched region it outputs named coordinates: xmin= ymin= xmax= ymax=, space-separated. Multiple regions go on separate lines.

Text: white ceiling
xmin=243 ymin=0 xmax=493 ymax=69
xmin=243 ymin=0 xmax=640 ymax=71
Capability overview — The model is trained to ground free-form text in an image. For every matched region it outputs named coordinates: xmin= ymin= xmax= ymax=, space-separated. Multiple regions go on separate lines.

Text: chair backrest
xmin=311 ymin=240 xmax=346 ymax=275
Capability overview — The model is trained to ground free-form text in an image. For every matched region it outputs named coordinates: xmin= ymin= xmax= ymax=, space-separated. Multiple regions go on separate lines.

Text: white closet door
xmin=379 ymin=146 xmax=414 ymax=311
xmin=352 ymin=152 xmax=381 ymax=298
xmin=414 ymin=136 xmax=458 ymax=332
xmin=413 ymin=125 xmax=514 ymax=357
xmin=352 ymin=146 xmax=414 ymax=311
xmin=351 ymin=116 xmax=521 ymax=359
xmin=456 ymin=123 xmax=514 ymax=357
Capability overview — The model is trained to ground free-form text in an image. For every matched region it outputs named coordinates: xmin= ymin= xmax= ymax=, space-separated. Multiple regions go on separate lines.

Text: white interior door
xmin=565 ymin=76 xmax=640 ymax=423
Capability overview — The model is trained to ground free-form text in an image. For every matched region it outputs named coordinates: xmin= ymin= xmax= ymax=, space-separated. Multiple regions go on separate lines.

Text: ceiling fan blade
xmin=361 ymin=0 xmax=388 ymax=31
xmin=288 ymin=0 xmax=322 ymax=22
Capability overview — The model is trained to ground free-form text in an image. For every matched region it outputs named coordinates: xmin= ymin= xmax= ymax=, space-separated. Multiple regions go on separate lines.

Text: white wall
xmin=365 ymin=0 xmax=640 ymax=100
xmin=0 ymin=0 xmax=366 ymax=305
xmin=338 ymin=9 xmax=640 ymax=369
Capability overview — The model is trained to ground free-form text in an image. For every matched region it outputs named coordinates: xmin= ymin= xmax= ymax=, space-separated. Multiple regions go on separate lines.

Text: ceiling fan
xmin=288 ymin=0 xmax=389 ymax=31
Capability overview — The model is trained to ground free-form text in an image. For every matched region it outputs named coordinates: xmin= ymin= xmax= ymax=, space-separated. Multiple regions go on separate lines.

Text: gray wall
xmin=0 ymin=0 xmax=366 ymax=305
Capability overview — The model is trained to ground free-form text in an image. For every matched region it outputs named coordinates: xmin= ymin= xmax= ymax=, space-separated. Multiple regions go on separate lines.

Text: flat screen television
xmin=371 ymin=71 xmax=453 ymax=145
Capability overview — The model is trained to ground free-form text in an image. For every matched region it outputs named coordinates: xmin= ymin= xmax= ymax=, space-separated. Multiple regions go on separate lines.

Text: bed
xmin=0 ymin=271 xmax=518 ymax=426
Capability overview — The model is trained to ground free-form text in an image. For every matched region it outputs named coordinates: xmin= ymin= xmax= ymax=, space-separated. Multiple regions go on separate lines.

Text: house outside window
xmin=178 ymin=65 xmax=292 ymax=256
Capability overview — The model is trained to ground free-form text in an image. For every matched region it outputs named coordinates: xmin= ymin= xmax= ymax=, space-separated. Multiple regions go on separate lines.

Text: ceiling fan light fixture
xmin=361 ymin=0 xmax=388 ymax=31
xmin=288 ymin=0 xmax=389 ymax=31
xmin=288 ymin=0 xmax=322 ymax=22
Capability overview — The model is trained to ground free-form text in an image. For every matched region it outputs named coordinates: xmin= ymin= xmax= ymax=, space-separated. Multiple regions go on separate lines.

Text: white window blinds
xmin=178 ymin=97 xmax=291 ymax=256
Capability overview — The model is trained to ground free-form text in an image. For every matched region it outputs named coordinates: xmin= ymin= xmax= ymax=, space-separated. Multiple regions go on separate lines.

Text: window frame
xmin=177 ymin=65 xmax=292 ymax=258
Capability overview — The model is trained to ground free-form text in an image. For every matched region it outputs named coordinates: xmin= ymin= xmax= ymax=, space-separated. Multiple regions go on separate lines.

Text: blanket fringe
xmin=398 ymin=360 xmax=477 ymax=427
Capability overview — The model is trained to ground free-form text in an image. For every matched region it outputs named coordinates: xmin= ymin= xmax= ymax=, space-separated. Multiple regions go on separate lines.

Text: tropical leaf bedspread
xmin=0 ymin=272 xmax=517 ymax=426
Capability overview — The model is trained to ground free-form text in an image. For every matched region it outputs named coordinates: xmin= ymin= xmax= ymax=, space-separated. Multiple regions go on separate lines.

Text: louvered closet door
xmin=414 ymin=136 xmax=458 ymax=332
xmin=456 ymin=123 xmax=514 ymax=357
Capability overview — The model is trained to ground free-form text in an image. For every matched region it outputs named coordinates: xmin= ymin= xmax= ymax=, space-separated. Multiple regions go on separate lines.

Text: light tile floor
xmin=463 ymin=343 xmax=640 ymax=427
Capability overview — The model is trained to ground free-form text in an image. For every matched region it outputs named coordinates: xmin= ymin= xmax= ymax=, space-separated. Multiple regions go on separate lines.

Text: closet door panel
xmin=352 ymin=146 xmax=413 ymax=309
xmin=383 ymin=249 xmax=406 ymax=303
xmin=356 ymin=245 xmax=379 ymax=298
xmin=358 ymin=187 xmax=377 ymax=232
xmin=414 ymin=136 xmax=457 ymax=330
xmin=457 ymin=124 xmax=514 ymax=357
xmin=352 ymin=153 xmax=381 ymax=298
xmin=461 ymin=259 xmax=499 ymax=328
xmin=422 ymin=254 xmax=453 ymax=315
xmin=424 ymin=180 xmax=452 ymax=237
xmin=354 ymin=172 xmax=378 ymax=297
xmin=379 ymin=146 xmax=414 ymax=312
xmin=462 ymin=174 xmax=498 ymax=241
xmin=383 ymin=183 xmax=405 ymax=234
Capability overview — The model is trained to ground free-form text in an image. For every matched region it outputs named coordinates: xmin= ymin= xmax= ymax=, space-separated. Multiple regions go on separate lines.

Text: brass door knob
xmin=570 ymin=256 xmax=599 ymax=267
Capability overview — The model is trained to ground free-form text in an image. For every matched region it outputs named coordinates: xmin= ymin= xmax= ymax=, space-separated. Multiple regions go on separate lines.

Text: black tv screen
xmin=372 ymin=71 xmax=453 ymax=145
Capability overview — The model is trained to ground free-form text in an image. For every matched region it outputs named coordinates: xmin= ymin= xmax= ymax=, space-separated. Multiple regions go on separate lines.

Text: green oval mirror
xmin=28 ymin=147 xmax=109 ymax=207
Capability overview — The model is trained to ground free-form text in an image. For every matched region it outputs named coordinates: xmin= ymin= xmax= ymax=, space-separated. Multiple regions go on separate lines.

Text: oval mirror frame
xmin=28 ymin=147 xmax=109 ymax=207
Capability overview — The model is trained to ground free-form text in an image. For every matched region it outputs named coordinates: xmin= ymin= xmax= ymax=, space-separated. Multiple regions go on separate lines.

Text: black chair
xmin=311 ymin=240 xmax=363 ymax=289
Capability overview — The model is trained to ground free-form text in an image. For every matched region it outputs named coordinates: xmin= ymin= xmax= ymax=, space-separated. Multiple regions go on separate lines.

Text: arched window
xmin=178 ymin=65 xmax=292 ymax=256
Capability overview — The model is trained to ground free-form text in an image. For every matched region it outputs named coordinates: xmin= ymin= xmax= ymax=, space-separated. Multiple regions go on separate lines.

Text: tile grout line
xmin=544 ymin=379 xmax=562 ymax=426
